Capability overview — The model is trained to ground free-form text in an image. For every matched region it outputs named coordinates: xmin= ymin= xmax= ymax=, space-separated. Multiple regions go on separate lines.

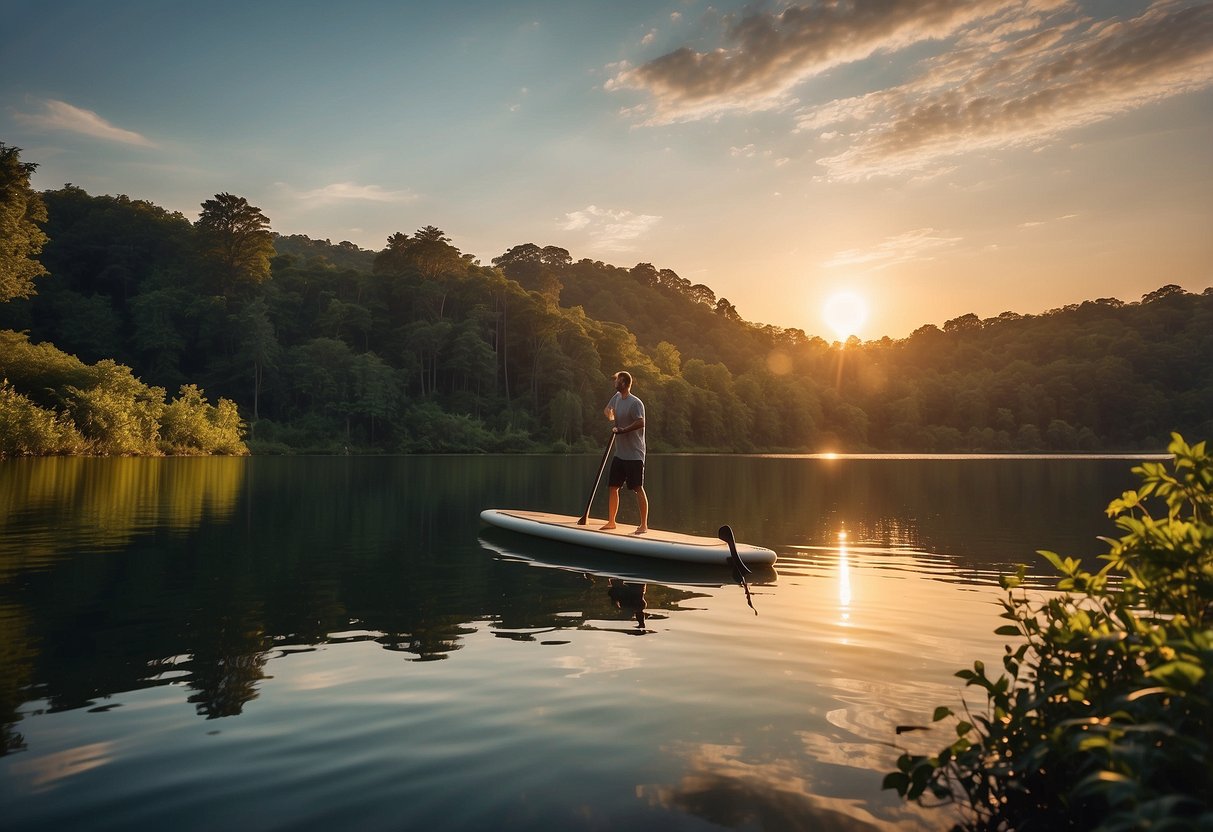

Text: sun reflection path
xmin=837 ymin=529 xmax=852 ymax=627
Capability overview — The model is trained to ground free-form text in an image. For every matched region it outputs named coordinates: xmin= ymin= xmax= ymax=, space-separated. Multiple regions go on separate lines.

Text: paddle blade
xmin=717 ymin=524 xmax=751 ymax=574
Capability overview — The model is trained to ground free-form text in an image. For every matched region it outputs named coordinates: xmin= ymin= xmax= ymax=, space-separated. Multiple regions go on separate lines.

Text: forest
xmin=2 ymin=142 xmax=1211 ymax=456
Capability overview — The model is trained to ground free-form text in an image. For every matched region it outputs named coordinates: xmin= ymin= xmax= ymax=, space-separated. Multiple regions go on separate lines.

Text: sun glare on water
xmin=822 ymin=291 xmax=868 ymax=341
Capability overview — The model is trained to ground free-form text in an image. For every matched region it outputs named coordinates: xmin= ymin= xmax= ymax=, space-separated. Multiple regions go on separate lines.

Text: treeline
xmin=2 ymin=169 xmax=1211 ymax=454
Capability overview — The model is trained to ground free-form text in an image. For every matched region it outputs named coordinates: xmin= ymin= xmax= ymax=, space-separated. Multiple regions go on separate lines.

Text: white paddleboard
xmin=479 ymin=509 xmax=778 ymax=566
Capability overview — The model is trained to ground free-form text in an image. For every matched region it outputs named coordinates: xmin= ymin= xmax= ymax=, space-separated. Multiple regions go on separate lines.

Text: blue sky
xmin=3 ymin=0 xmax=1211 ymax=339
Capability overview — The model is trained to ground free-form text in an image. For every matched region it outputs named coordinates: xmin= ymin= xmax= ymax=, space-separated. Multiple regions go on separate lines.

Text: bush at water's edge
xmin=887 ymin=433 xmax=1213 ymax=828
xmin=0 ymin=330 xmax=247 ymax=458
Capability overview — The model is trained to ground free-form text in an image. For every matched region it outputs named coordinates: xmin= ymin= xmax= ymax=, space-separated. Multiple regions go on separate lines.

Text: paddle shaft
xmin=578 ymin=432 xmax=616 ymax=525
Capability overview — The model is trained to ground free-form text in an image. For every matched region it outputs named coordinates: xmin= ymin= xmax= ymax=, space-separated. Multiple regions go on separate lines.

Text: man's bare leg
xmin=632 ymin=486 xmax=649 ymax=534
xmin=599 ymin=486 xmax=620 ymax=530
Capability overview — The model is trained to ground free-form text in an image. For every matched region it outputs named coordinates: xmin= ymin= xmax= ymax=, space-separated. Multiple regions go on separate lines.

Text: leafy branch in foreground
xmin=886 ymin=433 xmax=1213 ymax=830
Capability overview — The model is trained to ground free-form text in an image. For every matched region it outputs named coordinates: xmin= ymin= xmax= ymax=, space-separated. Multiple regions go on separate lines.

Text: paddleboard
xmin=479 ymin=509 xmax=778 ymax=566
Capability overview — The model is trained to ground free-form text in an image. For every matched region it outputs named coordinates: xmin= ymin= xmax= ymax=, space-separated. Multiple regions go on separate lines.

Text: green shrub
xmin=159 ymin=384 xmax=247 ymax=455
xmin=65 ymin=360 xmax=163 ymax=454
xmin=1 ymin=330 xmax=246 ymax=457
xmin=887 ymin=433 xmax=1213 ymax=829
xmin=0 ymin=379 xmax=86 ymax=456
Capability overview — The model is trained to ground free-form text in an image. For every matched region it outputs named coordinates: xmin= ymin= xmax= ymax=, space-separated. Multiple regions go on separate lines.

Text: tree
xmin=652 ymin=341 xmax=682 ymax=377
xmin=235 ymin=299 xmax=280 ymax=434
xmin=195 ymin=193 xmax=274 ymax=293
xmin=376 ymin=226 xmax=465 ymax=279
xmin=0 ymin=143 xmax=49 ymax=302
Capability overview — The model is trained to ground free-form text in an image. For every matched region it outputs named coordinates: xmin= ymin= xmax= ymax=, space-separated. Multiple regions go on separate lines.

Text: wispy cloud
xmin=823 ymin=228 xmax=962 ymax=269
xmin=281 ymin=182 xmax=419 ymax=204
xmin=610 ymin=1 xmax=1213 ymax=179
xmin=1019 ymin=212 xmax=1079 ymax=228
xmin=607 ymin=0 xmax=1033 ymax=123
xmin=561 ymin=205 xmax=661 ymax=252
xmin=812 ymin=1 xmax=1213 ymax=179
xmin=14 ymin=99 xmax=156 ymax=147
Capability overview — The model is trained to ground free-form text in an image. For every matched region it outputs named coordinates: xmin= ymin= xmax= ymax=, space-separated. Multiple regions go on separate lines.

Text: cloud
xmin=283 ymin=182 xmax=419 ymax=204
xmin=13 ymin=99 xmax=156 ymax=147
xmin=560 ymin=205 xmax=661 ymax=252
xmin=812 ymin=1 xmax=1213 ymax=179
xmin=607 ymin=0 xmax=1031 ymax=123
xmin=823 ymin=228 xmax=962 ymax=270
xmin=608 ymin=1 xmax=1213 ymax=179
xmin=1019 ymin=212 xmax=1079 ymax=228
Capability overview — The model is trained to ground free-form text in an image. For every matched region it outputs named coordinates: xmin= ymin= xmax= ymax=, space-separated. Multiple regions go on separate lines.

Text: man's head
xmin=613 ymin=371 xmax=632 ymax=392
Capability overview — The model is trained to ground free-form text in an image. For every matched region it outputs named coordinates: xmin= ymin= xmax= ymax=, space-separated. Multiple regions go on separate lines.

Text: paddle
xmin=718 ymin=524 xmax=757 ymax=615
xmin=578 ymin=432 xmax=616 ymax=525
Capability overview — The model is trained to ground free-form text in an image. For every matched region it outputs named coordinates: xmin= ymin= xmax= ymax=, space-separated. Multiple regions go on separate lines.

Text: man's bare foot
xmin=631 ymin=527 xmax=648 ymax=535
xmin=599 ymin=523 xmax=617 ymax=530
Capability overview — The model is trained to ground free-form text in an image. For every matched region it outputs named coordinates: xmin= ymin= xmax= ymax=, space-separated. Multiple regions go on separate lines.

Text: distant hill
xmin=272 ymin=234 xmax=377 ymax=271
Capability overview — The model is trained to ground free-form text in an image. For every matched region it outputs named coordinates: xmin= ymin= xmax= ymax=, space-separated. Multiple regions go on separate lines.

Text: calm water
xmin=0 ymin=454 xmax=1151 ymax=830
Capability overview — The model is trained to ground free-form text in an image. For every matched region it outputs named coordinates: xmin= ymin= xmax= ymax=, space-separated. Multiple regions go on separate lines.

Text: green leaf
xmin=882 ymin=772 xmax=910 ymax=794
xmin=932 ymin=706 xmax=953 ymax=722
xmin=1038 ymin=550 xmax=1065 ymax=571
xmin=1148 ymin=660 xmax=1205 ymax=688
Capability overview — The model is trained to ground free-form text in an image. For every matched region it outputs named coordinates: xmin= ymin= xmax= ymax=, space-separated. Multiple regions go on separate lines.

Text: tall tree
xmin=235 ymin=298 xmax=280 ymax=434
xmin=195 ymin=193 xmax=273 ymax=294
xmin=0 ymin=143 xmax=49 ymax=302
xmin=375 ymin=226 xmax=465 ymax=280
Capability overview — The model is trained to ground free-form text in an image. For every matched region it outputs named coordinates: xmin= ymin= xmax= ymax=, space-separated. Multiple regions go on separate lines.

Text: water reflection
xmin=0 ymin=457 xmax=245 ymax=576
xmin=640 ymin=740 xmax=930 ymax=831
xmin=606 ymin=579 xmax=648 ymax=629
xmin=0 ymin=454 xmax=1154 ymax=830
xmin=837 ymin=530 xmax=852 ymax=617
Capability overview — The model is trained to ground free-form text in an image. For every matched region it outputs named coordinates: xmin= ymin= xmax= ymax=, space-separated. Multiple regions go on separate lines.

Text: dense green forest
xmin=2 ymin=143 xmax=1210 ymax=455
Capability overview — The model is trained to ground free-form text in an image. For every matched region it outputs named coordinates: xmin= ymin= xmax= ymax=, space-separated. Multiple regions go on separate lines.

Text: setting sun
xmin=822 ymin=291 xmax=869 ymax=340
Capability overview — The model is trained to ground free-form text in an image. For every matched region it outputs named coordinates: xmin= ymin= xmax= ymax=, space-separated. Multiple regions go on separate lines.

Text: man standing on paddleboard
xmin=600 ymin=370 xmax=648 ymax=534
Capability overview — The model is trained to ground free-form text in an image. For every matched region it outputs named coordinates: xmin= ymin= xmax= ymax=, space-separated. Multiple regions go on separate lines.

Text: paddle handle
xmin=578 ymin=432 xmax=616 ymax=525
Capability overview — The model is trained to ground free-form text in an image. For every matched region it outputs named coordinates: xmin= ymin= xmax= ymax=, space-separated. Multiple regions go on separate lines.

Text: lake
xmin=0 ymin=454 xmax=1152 ymax=830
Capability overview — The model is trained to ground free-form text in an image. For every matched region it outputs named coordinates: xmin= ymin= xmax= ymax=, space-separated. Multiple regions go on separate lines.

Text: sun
xmin=822 ymin=291 xmax=868 ymax=340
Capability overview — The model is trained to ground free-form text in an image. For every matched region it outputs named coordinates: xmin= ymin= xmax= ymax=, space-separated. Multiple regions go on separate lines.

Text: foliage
xmin=887 ymin=434 xmax=1213 ymax=829
xmin=0 ymin=143 xmax=49 ymax=302
xmin=160 ymin=384 xmax=247 ymax=455
xmin=0 ymin=380 xmax=86 ymax=456
xmin=196 ymin=192 xmax=274 ymax=293
xmin=0 ymin=330 xmax=246 ymax=458
xmin=272 ymin=233 xmax=375 ymax=271
xmin=64 ymin=361 xmax=163 ymax=455
xmin=2 ymin=171 xmax=1210 ymax=455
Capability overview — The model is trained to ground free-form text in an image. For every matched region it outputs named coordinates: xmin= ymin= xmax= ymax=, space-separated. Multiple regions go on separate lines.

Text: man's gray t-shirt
xmin=608 ymin=392 xmax=646 ymax=461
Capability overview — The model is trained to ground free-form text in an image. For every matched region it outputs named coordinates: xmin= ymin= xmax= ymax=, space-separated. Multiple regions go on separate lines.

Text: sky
xmin=2 ymin=0 xmax=1211 ymax=340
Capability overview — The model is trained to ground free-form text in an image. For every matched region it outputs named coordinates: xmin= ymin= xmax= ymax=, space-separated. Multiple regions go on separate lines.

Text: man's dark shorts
xmin=608 ymin=457 xmax=645 ymax=491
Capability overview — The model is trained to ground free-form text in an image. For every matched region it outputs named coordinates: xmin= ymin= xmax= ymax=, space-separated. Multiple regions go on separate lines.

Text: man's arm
xmin=613 ymin=416 xmax=645 ymax=434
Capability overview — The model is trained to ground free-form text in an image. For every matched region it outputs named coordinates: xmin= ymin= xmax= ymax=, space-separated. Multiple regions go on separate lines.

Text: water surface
xmin=0 ymin=454 xmax=1149 ymax=830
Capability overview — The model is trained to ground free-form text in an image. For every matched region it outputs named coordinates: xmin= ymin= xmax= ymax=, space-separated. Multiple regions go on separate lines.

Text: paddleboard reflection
xmin=478 ymin=527 xmax=776 ymax=622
